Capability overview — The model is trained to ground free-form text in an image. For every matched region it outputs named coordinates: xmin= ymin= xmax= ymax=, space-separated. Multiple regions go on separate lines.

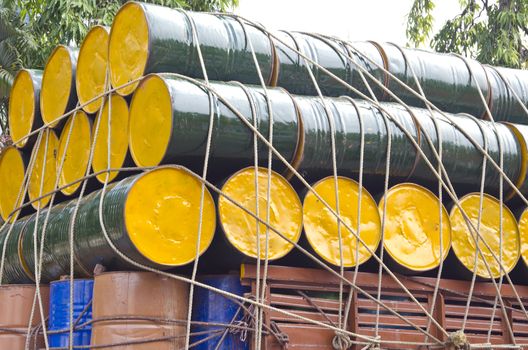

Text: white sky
xmin=235 ymin=0 xmax=461 ymax=46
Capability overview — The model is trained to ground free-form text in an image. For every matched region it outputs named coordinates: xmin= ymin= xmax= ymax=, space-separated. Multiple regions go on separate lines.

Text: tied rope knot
xmin=332 ymin=331 xmax=354 ymax=349
xmin=445 ymin=330 xmax=470 ymax=350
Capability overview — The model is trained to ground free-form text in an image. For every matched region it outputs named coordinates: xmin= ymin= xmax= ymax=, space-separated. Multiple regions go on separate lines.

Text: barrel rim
xmin=218 ymin=165 xmax=303 ymax=261
xmin=449 ymin=192 xmax=521 ymax=279
xmin=378 ymin=182 xmax=452 ymax=272
xmin=303 ymin=175 xmax=382 ymax=268
xmin=76 ymin=25 xmax=110 ymax=114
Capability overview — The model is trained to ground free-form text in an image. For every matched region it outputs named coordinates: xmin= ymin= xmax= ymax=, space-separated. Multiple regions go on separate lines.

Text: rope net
xmin=1 ymin=4 xmax=528 ymax=350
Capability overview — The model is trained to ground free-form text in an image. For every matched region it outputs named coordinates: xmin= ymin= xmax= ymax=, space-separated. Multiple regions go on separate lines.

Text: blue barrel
xmin=48 ymin=279 xmax=93 ymax=349
xmin=192 ymin=275 xmax=250 ymax=350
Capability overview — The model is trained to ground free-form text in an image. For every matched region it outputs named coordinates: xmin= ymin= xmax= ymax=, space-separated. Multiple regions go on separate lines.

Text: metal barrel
xmin=48 ymin=279 xmax=93 ymax=349
xmin=293 ymin=96 xmax=419 ymax=181
xmin=8 ymin=69 xmax=43 ymax=149
xmin=91 ymin=94 xmax=133 ymax=184
xmin=449 ymin=193 xmax=520 ymax=280
xmin=128 ymin=74 xmax=301 ymax=178
xmin=410 ymin=108 xmax=522 ymax=196
xmin=0 ymin=146 xmax=27 ymax=221
xmin=191 ymin=274 xmax=250 ymax=350
xmin=511 ymin=206 xmax=528 ymax=283
xmin=273 ymin=32 xmax=386 ymax=98
xmin=20 ymin=202 xmax=89 ymax=283
xmin=302 ymin=176 xmax=381 ymax=268
xmin=0 ymin=285 xmax=49 ymax=349
xmin=214 ymin=167 xmax=303 ymax=264
xmin=91 ymin=271 xmax=188 ymax=349
xmin=378 ymin=183 xmax=451 ymax=274
xmin=108 ymin=1 xmax=275 ymax=96
xmin=485 ymin=66 xmax=528 ymax=124
xmin=28 ymin=128 xmax=59 ymax=210
xmin=76 ymin=25 xmax=109 ymax=114
xmin=374 ymin=42 xmax=490 ymax=118
xmin=57 ymin=111 xmax=92 ymax=196
xmin=504 ymin=122 xmax=528 ymax=202
xmin=0 ymin=220 xmax=33 ymax=284
xmin=40 ymin=45 xmax=79 ymax=129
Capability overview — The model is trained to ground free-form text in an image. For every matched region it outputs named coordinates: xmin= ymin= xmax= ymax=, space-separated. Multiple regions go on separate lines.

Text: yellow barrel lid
xmin=41 ymin=45 xmax=76 ymax=128
xmin=57 ymin=111 xmax=91 ymax=195
xmin=129 ymin=74 xmax=172 ymax=168
xmin=450 ymin=193 xmax=520 ymax=279
xmin=518 ymin=208 xmax=528 ymax=268
xmin=303 ymin=176 xmax=381 ymax=267
xmin=76 ymin=25 xmax=109 ymax=114
xmin=0 ymin=147 xmax=26 ymax=221
xmin=124 ymin=167 xmax=216 ymax=266
xmin=8 ymin=70 xmax=35 ymax=148
xmin=92 ymin=94 xmax=129 ymax=183
xmin=109 ymin=2 xmax=149 ymax=96
xmin=219 ymin=167 xmax=303 ymax=260
xmin=504 ymin=122 xmax=528 ymax=200
xmin=28 ymin=129 xmax=59 ymax=209
xmin=378 ymin=183 xmax=451 ymax=272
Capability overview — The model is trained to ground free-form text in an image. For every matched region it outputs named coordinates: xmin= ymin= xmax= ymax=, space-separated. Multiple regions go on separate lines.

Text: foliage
xmin=406 ymin=0 xmax=528 ymax=68
xmin=0 ymin=0 xmax=238 ymax=140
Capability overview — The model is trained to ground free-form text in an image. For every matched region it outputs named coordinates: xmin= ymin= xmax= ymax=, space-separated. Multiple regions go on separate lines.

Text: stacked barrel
xmin=2 ymin=0 xmax=528 ymax=293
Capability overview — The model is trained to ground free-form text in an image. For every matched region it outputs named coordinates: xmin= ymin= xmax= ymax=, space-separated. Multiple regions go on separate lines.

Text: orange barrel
xmin=57 ymin=111 xmax=92 ymax=196
xmin=449 ymin=193 xmax=520 ymax=280
xmin=91 ymin=271 xmax=189 ymax=349
xmin=0 ymin=285 xmax=49 ymax=350
xmin=108 ymin=2 xmax=275 ymax=96
xmin=8 ymin=69 xmax=43 ymax=149
xmin=28 ymin=129 xmax=59 ymax=209
xmin=91 ymin=94 xmax=132 ymax=183
xmin=302 ymin=176 xmax=381 ymax=268
xmin=0 ymin=147 xmax=27 ymax=221
xmin=378 ymin=183 xmax=451 ymax=274
xmin=209 ymin=167 xmax=302 ymax=266
xmin=76 ymin=25 xmax=109 ymax=114
xmin=40 ymin=45 xmax=79 ymax=129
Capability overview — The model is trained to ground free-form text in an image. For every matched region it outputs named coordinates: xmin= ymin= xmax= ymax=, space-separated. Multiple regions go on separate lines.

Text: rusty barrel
xmin=0 ymin=285 xmax=49 ymax=349
xmin=91 ymin=271 xmax=189 ymax=349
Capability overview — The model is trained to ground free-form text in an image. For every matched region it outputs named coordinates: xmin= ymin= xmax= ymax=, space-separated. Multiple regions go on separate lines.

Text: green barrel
xmin=410 ymin=108 xmax=522 ymax=195
xmin=128 ymin=74 xmax=301 ymax=177
xmin=377 ymin=42 xmax=490 ymax=119
xmin=20 ymin=202 xmax=89 ymax=283
xmin=274 ymin=32 xmax=386 ymax=98
xmin=0 ymin=220 xmax=33 ymax=284
xmin=293 ymin=95 xmax=418 ymax=181
xmin=486 ymin=66 xmax=528 ymax=124
xmin=8 ymin=69 xmax=43 ymax=149
xmin=109 ymin=1 xmax=275 ymax=96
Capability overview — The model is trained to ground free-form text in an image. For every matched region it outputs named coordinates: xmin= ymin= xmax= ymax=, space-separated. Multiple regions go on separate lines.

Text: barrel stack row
xmin=2 ymin=1 xmax=528 ymax=289
xmin=0 ymin=165 xmax=527 ymax=286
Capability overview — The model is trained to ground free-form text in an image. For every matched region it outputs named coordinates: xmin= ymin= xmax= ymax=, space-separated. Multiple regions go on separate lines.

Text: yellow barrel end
xmin=129 ymin=75 xmax=172 ymax=167
xmin=92 ymin=94 xmax=129 ymax=183
xmin=41 ymin=45 xmax=75 ymax=128
xmin=8 ymin=70 xmax=36 ymax=149
xmin=219 ymin=167 xmax=303 ymax=260
xmin=518 ymin=208 xmax=528 ymax=269
xmin=108 ymin=2 xmax=149 ymax=96
xmin=57 ymin=111 xmax=91 ymax=195
xmin=450 ymin=193 xmax=520 ymax=279
xmin=28 ymin=129 xmax=59 ymax=209
xmin=504 ymin=122 xmax=528 ymax=200
xmin=303 ymin=177 xmax=381 ymax=268
xmin=379 ymin=183 xmax=451 ymax=272
xmin=76 ymin=26 xmax=109 ymax=114
xmin=124 ymin=167 xmax=216 ymax=266
xmin=0 ymin=147 xmax=26 ymax=221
